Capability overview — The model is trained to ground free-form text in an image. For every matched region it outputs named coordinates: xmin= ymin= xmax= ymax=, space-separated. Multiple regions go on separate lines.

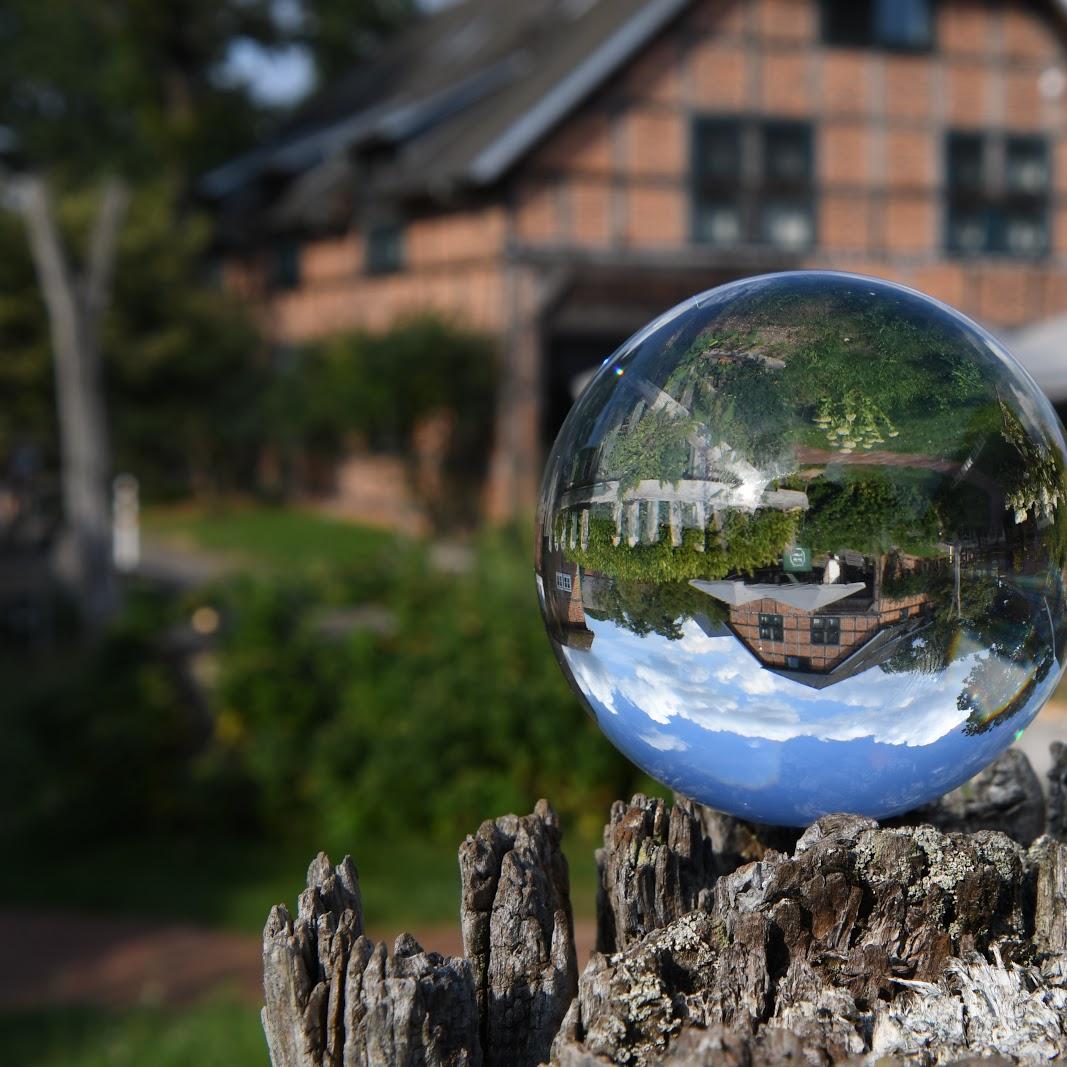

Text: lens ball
xmin=535 ymin=271 xmax=1067 ymax=825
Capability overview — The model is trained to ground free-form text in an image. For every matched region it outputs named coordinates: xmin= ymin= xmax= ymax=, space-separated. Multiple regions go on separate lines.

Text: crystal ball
xmin=535 ymin=271 xmax=1067 ymax=826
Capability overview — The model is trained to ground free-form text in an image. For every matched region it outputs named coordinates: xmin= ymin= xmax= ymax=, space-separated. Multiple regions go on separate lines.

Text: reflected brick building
xmin=207 ymin=0 xmax=1067 ymax=518
xmin=729 ymin=590 xmax=933 ymax=685
xmin=539 ymin=551 xmax=595 ymax=650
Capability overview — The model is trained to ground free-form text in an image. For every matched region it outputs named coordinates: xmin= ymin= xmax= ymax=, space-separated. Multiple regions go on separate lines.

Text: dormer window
xmin=822 ymin=0 xmax=934 ymax=51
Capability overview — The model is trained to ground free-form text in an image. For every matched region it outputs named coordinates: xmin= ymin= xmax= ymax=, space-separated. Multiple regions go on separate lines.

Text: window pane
xmin=695 ymin=201 xmax=743 ymax=246
xmin=695 ymin=121 xmax=741 ymax=181
xmin=1005 ymin=138 xmax=1049 ymax=195
xmin=1001 ymin=210 xmax=1047 ymax=256
xmin=271 ymin=239 xmax=301 ymax=290
xmin=366 ymin=222 xmax=405 ymax=274
xmin=763 ymin=124 xmax=811 ymax=185
xmin=947 ymin=208 xmax=988 ymax=253
xmin=761 ymin=201 xmax=813 ymax=251
xmin=823 ymin=0 xmax=872 ymax=45
xmin=948 ymin=134 xmax=985 ymax=193
xmin=874 ymin=0 xmax=931 ymax=48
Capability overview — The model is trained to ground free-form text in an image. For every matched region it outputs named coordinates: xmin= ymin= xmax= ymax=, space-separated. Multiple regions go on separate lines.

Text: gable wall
xmin=510 ymin=0 xmax=1067 ymax=327
xmin=251 ymin=205 xmax=510 ymax=343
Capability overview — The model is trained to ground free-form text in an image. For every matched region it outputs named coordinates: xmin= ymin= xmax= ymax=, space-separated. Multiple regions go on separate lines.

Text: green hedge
xmin=1 ymin=531 xmax=643 ymax=851
xmin=567 ymin=510 xmax=799 ymax=584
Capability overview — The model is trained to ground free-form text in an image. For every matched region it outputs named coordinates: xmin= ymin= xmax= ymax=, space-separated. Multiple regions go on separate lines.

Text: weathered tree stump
xmin=458 ymin=798 xmax=577 ymax=1067
xmin=262 ymin=748 xmax=1067 ymax=1066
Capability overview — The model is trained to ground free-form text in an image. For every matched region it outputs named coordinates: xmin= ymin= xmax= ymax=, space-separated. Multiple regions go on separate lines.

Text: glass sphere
xmin=535 ymin=271 xmax=1067 ymax=826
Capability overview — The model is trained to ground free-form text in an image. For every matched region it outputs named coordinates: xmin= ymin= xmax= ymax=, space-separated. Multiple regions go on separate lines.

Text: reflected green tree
xmin=799 ymin=473 xmax=941 ymax=557
xmin=996 ymin=398 xmax=1065 ymax=526
xmin=584 ymin=580 xmax=728 ymax=641
xmin=603 ymin=407 xmax=694 ymax=494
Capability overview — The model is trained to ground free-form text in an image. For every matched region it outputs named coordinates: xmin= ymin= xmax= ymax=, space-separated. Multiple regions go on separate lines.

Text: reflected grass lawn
xmin=793 ymin=406 xmax=996 ymax=461
xmin=0 ymin=1000 xmax=267 ymax=1067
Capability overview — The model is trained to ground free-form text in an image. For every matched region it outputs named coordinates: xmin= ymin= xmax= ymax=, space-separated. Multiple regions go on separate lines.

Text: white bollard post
xmin=112 ymin=473 xmax=140 ymax=573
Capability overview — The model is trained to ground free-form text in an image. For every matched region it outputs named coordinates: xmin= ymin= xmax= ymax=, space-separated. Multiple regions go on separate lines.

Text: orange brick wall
xmin=250 ymin=206 xmax=509 ymax=344
xmin=730 ymin=593 xmax=931 ymax=672
xmin=267 ymin=262 xmax=506 ymax=341
xmin=230 ymin=0 xmax=1067 ymax=347
xmin=511 ymin=0 xmax=1067 ymax=328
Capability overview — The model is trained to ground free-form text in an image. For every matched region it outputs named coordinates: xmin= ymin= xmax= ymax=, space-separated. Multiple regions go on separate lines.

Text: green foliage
xmin=0 ymin=1000 xmax=267 ymax=1067
xmin=996 ymin=398 xmax=1065 ymax=526
xmin=0 ymin=0 xmax=285 ymax=177
xmin=1 ymin=520 xmax=636 ymax=855
xmin=585 ymin=579 xmax=728 ymax=640
xmin=214 ymin=529 xmax=636 ymax=846
xmin=107 ymin=186 xmax=265 ymax=497
xmin=269 ymin=317 xmax=497 ymax=526
xmin=1 ymin=524 xmax=642 ymax=859
xmin=0 ymin=184 xmax=265 ymax=499
xmin=696 ymin=358 xmax=791 ymax=465
xmin=603 ymin=408 xmax=693 ymax=494
xmin=568 ymin=510 xmax=798 ymax=584
xmin=303 ymin=0 xmax=416 ymax=84
xmin=799 ymin=473 xmax=941 ymax=557
xmin=716 ymin=508 xmax=800 ymax=574
xmin=0 ymin=587 xmax=241 ymax=844
xmin=773 ymin=308 xmax=999 ymax=458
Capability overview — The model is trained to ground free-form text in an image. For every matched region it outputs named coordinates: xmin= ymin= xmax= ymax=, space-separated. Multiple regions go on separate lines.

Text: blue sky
xmin=561 ymin=615 xmax=1059 ymax=825
xmin=222 ymin=0 xmax=460 ymax=107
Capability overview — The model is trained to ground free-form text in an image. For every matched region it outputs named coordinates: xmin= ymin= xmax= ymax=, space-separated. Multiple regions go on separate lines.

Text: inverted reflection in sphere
xmin=535 ymin=272 xmax=1067 ymax=826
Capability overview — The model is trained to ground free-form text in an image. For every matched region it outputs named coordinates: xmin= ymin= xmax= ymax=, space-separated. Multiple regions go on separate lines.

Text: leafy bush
xmin=584 ymin=578 xmax=728 ymax=640
xmin=2 ymin=527 xmax=647 ymax=853
xmin=799 ymin=474 xmax=940 ymax=557
xmin=213 ymin=529 xmax=637 ymax=845
xmin=267 ymin=316 xmax=497 ymax=527
xmin=0 ymin=587 xmax=242 ymax=843
xmin=603 ymin=408 xmax=693 ymax=493
xmin=568 ymin=510 xmax=799 ymax=584
xmin=0 ymin=186 xmax=266 ymax=501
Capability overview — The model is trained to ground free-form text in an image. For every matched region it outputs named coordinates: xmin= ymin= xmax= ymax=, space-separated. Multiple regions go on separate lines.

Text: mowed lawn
xmin=141 ymin=501 xmax=405 ymax=573
xmin=1 ymin=1001 xmax=268 ymax=1067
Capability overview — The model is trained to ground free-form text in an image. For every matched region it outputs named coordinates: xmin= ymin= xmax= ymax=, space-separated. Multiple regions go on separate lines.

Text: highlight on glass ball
xmin=535 ymin=271 xmax=1067 ymax=827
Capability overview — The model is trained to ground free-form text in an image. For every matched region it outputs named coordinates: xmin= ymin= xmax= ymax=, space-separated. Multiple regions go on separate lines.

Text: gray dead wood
xmin=596 ymin=792 xmax=807 ymax=957
xmin=458 ymin=797 xmax=578 ymax=1067
xmin=892 ymin=746 xmax=1046 ymax=845
xmin=264 ymin=748 xmax=1067 ymax=1067
xmin=552 ymin=747 xmax=1067 ymax=1067
xmin=14 ymin=174 xmax=126 ymax=622
xmin=261 ymin=852 xmax=480 ymax=1067
xmin=1047 ymin=740 xmax=1067 ymax=840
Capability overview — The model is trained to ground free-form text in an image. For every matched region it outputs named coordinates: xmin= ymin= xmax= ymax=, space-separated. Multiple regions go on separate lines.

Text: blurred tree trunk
xmin=17 ymin=174 xmax=127 ymax=624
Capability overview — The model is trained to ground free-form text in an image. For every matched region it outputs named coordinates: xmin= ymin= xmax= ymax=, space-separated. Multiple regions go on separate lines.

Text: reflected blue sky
xmin=561 ymin=614 xmax=1060 ymax=825
xmin=538 ymin=271 xmax=1067 ymax=826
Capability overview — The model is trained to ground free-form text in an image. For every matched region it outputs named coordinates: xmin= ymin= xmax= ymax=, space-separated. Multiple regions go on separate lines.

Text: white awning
xmin=690 ymin=580 xmax=868 ymax=612
xmin=1001 ymin=316 xmax=1067 ymax=401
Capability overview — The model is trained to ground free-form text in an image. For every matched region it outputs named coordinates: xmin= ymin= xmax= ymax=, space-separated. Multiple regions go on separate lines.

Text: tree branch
xmin=84 ymin=176 xmax=128 ymax=337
